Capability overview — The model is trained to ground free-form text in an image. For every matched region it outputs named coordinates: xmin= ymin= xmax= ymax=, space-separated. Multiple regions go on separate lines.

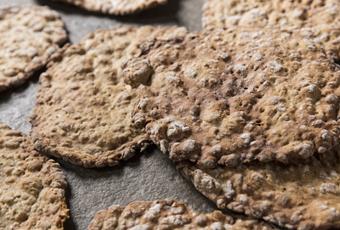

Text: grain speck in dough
xmin=0 ymin=6 xmax=67 ymax=93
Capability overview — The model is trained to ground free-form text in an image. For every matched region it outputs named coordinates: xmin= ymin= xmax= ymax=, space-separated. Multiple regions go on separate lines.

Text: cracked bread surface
xmin=88 ymin=200 xmax=275 ymax=230
xmin=0 ymin=5 xmax=67 ymax=93
xmin=0 ymin=123 xmax=69 ymax=230
xmin=54 ymin=0 xmax=167 ymax=15
xmin=31 ymin=26 xmax=187 ymax=168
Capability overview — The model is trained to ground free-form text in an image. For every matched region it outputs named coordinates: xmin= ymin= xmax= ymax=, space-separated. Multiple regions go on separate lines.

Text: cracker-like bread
xmin=54 ymin=0 xmax=167 ymax=15
xmin=128 ymin=28 xmax=340 ymax=166
xmin=31 ymin=26 xmax=187 ymax=168
xmin=123 ymin=28 xmax=340 ymax=228
xmin=202 ymin=0 xmax=340 ymax=58
xmin=88 ymin=200 xmax=274 ymax=229
xmin=0 ymin=6 xmax=67 ymax=93
xmin=179 ymin=160 xmax=340 ymax=230
xmin=202 ymin=0 xmax=339 ymax=29
xmin=0 ymin=123 xmax=69 ymax=229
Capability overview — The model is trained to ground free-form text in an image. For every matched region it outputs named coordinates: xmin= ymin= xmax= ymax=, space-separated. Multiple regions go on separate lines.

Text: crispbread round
xmin=128 ymin=28 xmax=340 ymax=167
xmin=88 ymin=200 xmax=274 ymax=230
xmin=31 ymin=26 xmax=187 ymax=168
xmin=0 ymin=123 xmax=69 ymax=229
xmin=54 ymin=0 xmax=167 ymax=15
xmin=202 ymin=0 xmax=340 ymax=58
xmin=202 ymin=0 xmax=339 ymax=29
xmin=179 ymin=159 xmax=340 ymax=229
xmin=124 ymin=28 xmax=340 ymax=228
xmin=0 ymin=6 xmax=67 ymax=93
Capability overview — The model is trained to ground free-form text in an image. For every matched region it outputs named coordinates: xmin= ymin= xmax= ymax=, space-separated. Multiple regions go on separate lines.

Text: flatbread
xmin=31 ymin=26 xmax=187 ymax=168
xmin=202 ymin=0 xmax=340 ymax=59
xmin=128 ymin=28 xmax=340 ymax=166
xmin=55 ymin=0 xmax=167 ymax=15
xmin=88 ymin=200 xmax=274 ymax=229
xmin=124 ymin=28 xmax=340 ymax=228
xmin=0 ymin=123 xmax=69 ymax=229
xmin=202 ymin=0 xmax=339 ymax=29
xmin=0 ymin=6 xmax=67 ymax=93
xmin=179 ymin=159 xmax=340 ymax=230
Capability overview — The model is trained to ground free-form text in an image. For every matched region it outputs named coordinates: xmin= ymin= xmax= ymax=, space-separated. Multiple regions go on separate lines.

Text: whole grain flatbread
xmin=0 ymin=123 xmax=69 ymax=229
xmin=202 ymin=0 xmax=340 ymax=59
xmin=88 ymin=200 xmax=274 ymax=230
xmin=129 ymin=28 xmax=340 ymax=166
xmin=124 ymin=28 xmax=340 ymax=228
xmin=0 ymin=6 xmax=67 ymax=93
xmin=31 ymin=26 xmax=187 ymax=168
xmin=202 ymin=0 xmax=339 ymax=29
xmin=54 ymin=0 xmax=167 ymax=15
xmin=179 ymin=160 xmax=340 ymax=230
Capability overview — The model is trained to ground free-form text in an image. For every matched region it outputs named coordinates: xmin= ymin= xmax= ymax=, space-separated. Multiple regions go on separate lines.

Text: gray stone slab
xmin=0 ymin=1 xmax=217 ymax=229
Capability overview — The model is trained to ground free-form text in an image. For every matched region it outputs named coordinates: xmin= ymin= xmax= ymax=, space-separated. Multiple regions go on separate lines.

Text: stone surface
xmin=0 ymin=0 xmax=214 ymax=230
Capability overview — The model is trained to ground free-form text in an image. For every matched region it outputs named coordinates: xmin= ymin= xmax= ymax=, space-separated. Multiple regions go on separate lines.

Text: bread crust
xmin=202 ymin=0 xmax=340 ymax=59
xmin=88 ymin=200 xmax=274 ymax=229
xmin=124 ymin=28 xmax=340 ymax=228
xmin=0 ymin=123 xmax=69 ymax=229
xmin=0 ymin=6 xmax=68 ymax=93
xmin=31 ymin=26 xmax=187 ymax=168
xmin=54 ymin=0 xmax=167 ymax=15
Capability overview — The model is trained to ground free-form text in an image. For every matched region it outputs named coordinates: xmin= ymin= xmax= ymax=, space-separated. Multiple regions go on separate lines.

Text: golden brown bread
xmin=0 ymin=123 xmax=69 ymax=229
xmin=124 ymin=28 xmax=340 ymax=228
xmin=53 ymin=0 xmax=167 ymax=15
xmin=31 ymin=26 xmax=187 ymax=168
xmin=0 ymin=6 xmax=67 ymax=93
xmin=88 ymin=200 xmax=275 ymax=230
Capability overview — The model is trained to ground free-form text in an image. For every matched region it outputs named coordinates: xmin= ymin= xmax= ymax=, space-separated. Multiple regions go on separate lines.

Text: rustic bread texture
xmin=202 ymin=0 xmax=340 ymax=59
xmin=179 ymin=159 xmax=340 ymax=230
xmin=128 ymin=28 xmax=340 ymax=167
xmin=31 ymin=26 xmax=187 ymax=168
xmin=88 ymin=200 xmax=274 ymax=230
xmin=124 ymin=28 xmax=340 ymax=228
xmin=54 ymin=0 xmax=167 ymax=15
xmin=0 ymin=6 xmax=67 ymax=93
xmin=202 ymin=0 xmax=339 ymax=29
xmin=0 ymin=123 xmax=69 ymax=229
